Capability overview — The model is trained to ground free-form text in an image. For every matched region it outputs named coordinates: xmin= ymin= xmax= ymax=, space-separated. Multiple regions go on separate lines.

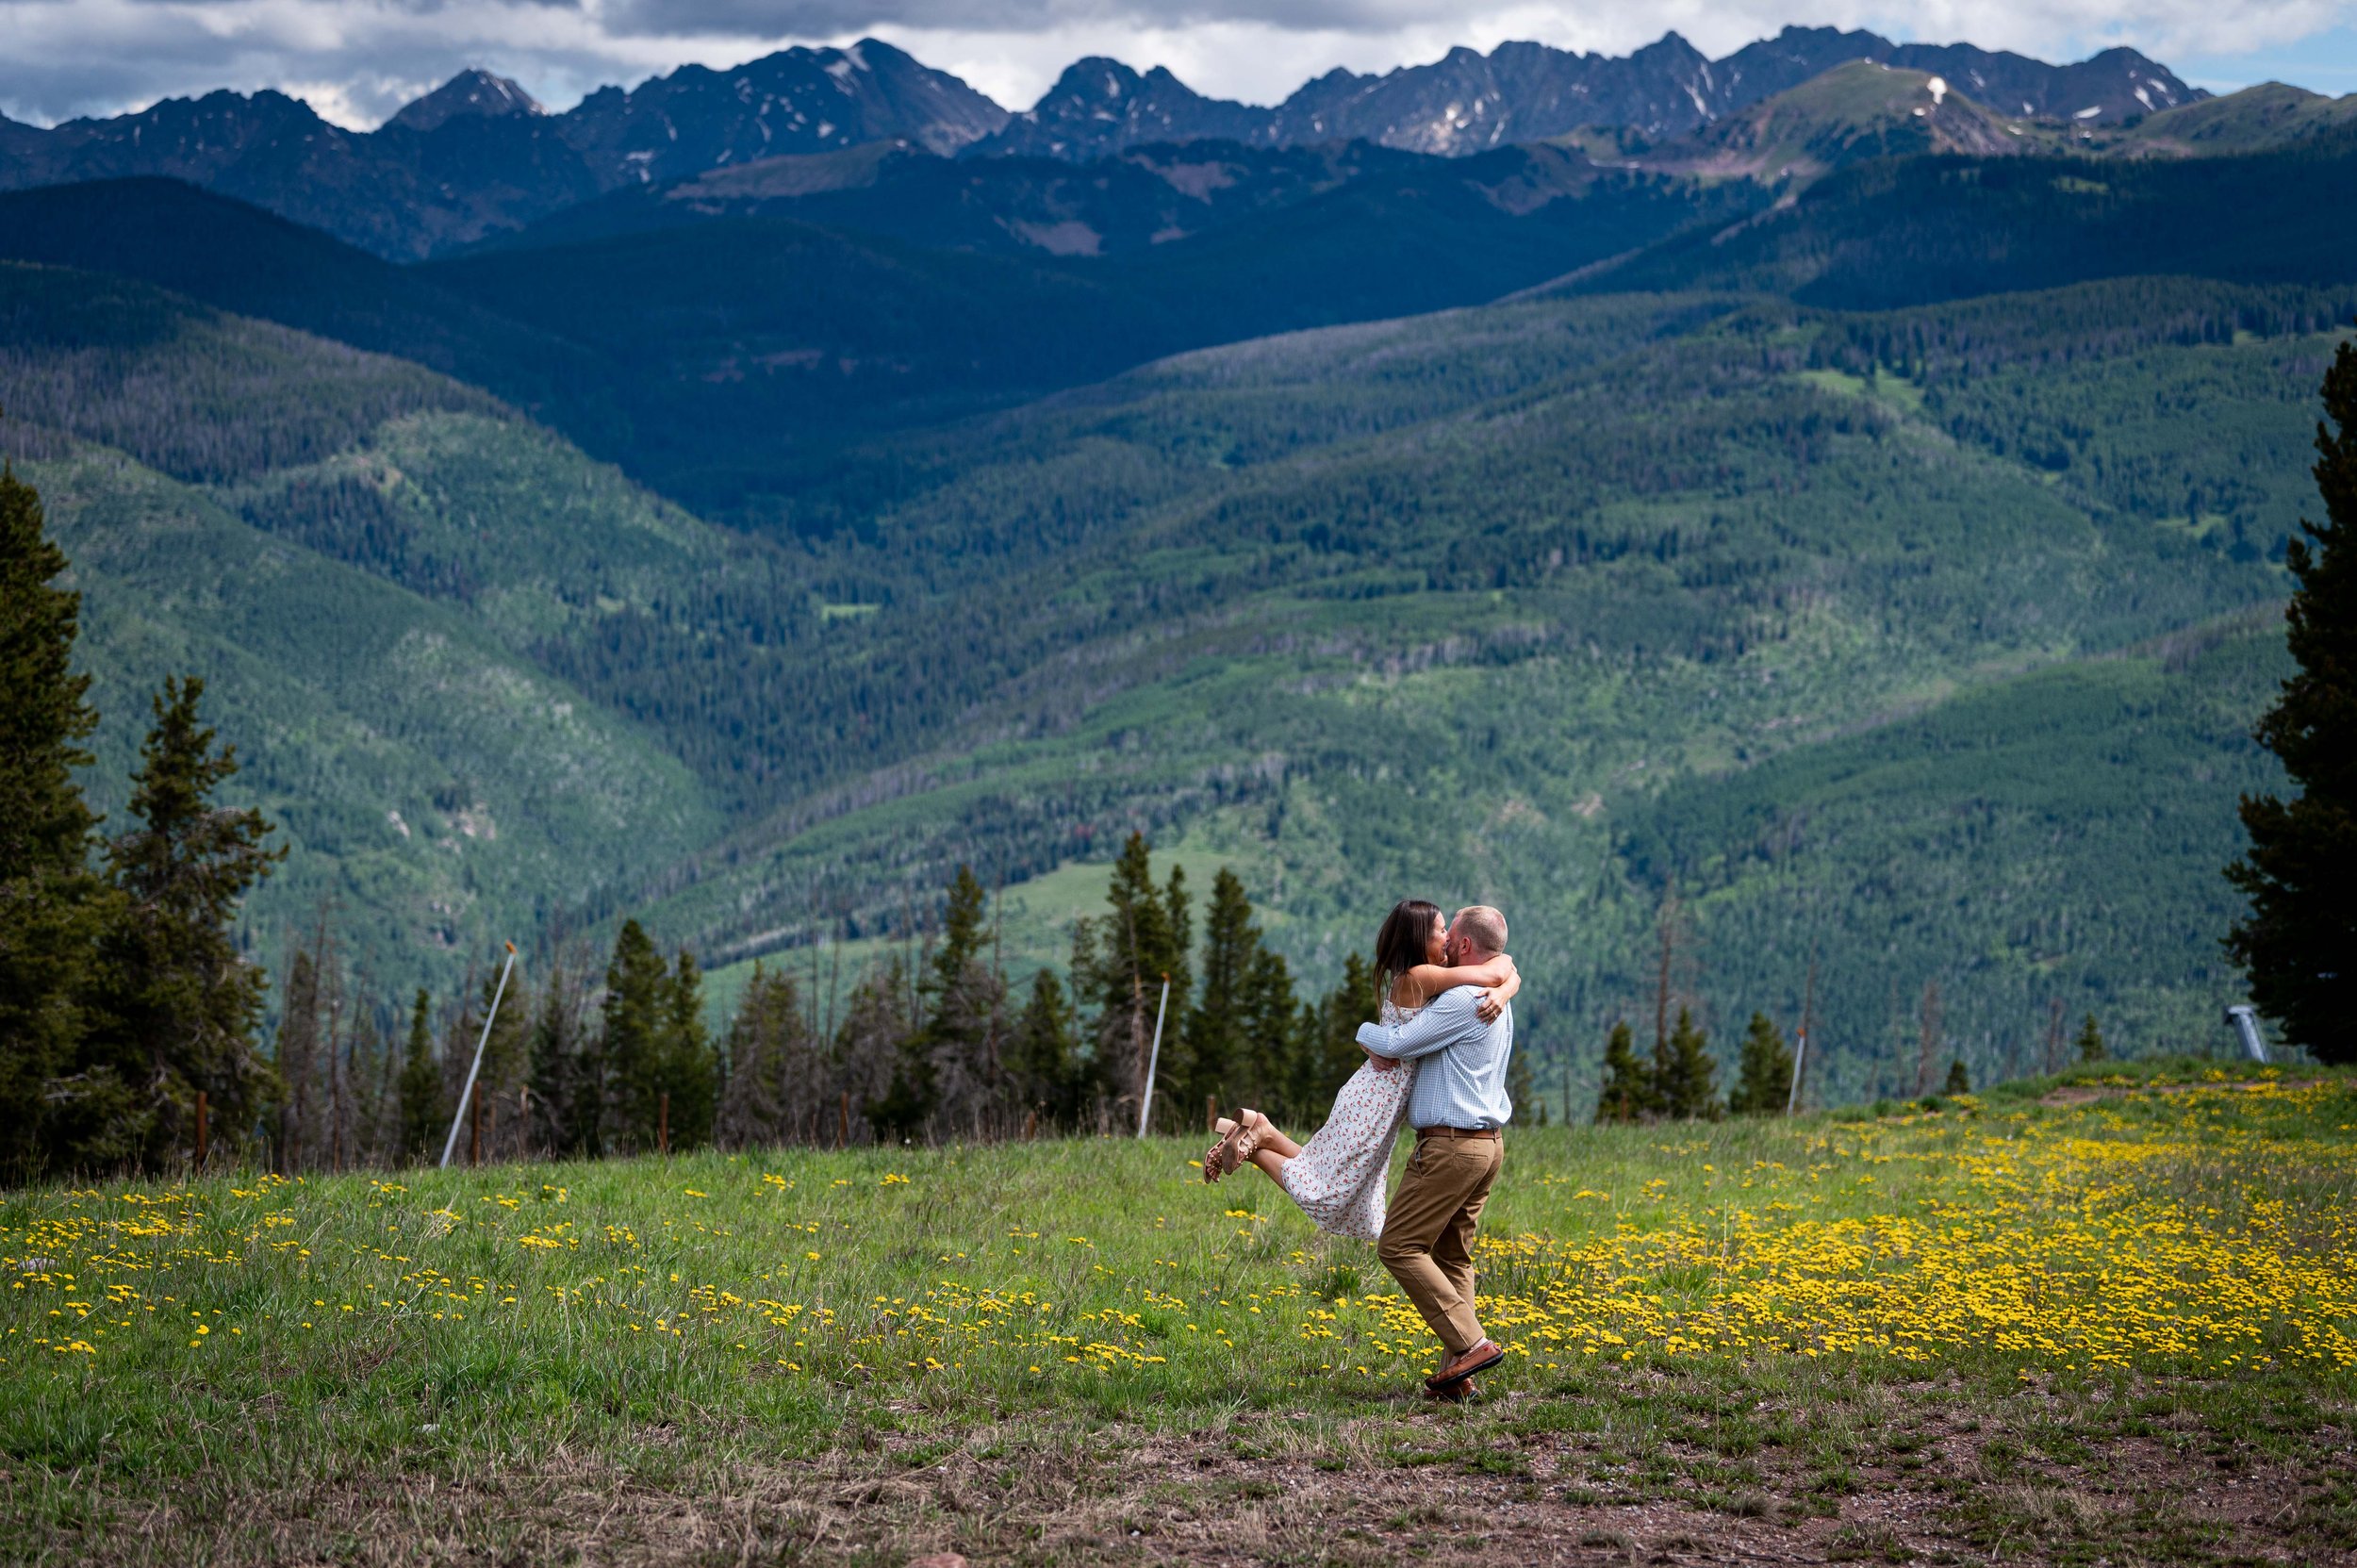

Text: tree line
xmin=190 ymin=832 xmax=1395 ymax=1173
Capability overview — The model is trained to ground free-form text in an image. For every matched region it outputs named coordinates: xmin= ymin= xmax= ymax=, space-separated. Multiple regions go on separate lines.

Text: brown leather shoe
xmin=1424 ymin=1339 xmax=1503 ymax=1393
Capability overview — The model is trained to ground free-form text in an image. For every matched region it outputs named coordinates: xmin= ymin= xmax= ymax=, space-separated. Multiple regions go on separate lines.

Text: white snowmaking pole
xmin=1136 ymin=974 xmax=1172 ymax=1138
xmin=440 ymin=942 xmax=518 ymax=1169
xmin=1786 ymin=1025 xmax=1807 ymax=1115
xmin=2224 ymin=1004 xmax=2270 ymax=1065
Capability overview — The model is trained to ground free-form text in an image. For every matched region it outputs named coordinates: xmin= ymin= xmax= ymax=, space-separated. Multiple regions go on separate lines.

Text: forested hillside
xmin=4 ymin=107 xmax=2348 ymax=1112
xmin=0 ymin=261 xmax=754 ymax=990
xmin=640 ymin=277 xmax=2336 ymax=1104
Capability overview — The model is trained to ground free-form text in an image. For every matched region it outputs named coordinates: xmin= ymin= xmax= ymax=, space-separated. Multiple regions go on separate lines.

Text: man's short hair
xmin=1453 ymin=905 xmax=1508 ymax=955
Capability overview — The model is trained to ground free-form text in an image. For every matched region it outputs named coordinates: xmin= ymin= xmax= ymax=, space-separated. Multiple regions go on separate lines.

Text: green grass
xmin=5 ymin=1065 xmax=2351 ymax=1563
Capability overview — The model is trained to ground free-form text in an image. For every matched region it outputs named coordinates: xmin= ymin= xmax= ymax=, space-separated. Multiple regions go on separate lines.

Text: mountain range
xmin=2 ymin=23 xmax=2350 ymax=1096
xmin=0 ymin=26 xmax=2203 ymax=259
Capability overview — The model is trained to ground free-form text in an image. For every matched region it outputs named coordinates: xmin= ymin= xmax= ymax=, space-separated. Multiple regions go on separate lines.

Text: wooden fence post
xmin=659 ymin=1092 xmax=669 ymax=1156
xmin=1024 ymin=1108 xmax=1038 ymax=1143
xmin=194 ymin=1091 xmax=207 ymax=1170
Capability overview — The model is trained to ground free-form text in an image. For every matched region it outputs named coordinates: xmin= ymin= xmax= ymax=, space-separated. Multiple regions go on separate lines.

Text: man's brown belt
xmin=1415 ymin=1126 xmax=1500 ymax=1139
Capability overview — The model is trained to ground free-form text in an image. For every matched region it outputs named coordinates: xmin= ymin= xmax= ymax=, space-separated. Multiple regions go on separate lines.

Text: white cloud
xmin=0 ymin=0 xmax=2348 ymax=127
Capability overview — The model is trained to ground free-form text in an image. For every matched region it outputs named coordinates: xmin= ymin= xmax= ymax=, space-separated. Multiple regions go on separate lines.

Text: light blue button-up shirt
xmin=1357 ymin=985 xmax=1515 ymax=1131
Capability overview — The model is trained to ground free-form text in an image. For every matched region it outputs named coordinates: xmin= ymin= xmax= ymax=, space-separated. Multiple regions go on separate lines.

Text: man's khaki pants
xmin=1378 ymin=1128 xmax=1502 ymax=1356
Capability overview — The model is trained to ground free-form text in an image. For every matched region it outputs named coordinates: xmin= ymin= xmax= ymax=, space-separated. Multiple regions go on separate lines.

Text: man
xmin=1358 ymin=903 xmax=1515 ymax=1399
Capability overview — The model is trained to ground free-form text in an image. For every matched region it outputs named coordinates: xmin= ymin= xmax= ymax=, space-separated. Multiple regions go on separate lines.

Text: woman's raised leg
xmin=1238 ymin=1109 xmax=1302 ymax=1180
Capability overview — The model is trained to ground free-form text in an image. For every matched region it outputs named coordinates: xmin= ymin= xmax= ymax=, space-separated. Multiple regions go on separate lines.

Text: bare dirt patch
xmin=43 ymin=1390 xmax=2347 ymax=1567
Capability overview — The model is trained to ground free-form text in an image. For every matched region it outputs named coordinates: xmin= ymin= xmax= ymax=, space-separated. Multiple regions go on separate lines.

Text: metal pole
xmin=440 ymin=943 xmax=517 ymax=1169
xmin=1136 ymin=975 xmax=1171 ymax=1138
xmin=1786 ymin=1026 xmax=1807 ymax=1116
xmin=2225 ymin=1005 xmax=2269 ymax=1065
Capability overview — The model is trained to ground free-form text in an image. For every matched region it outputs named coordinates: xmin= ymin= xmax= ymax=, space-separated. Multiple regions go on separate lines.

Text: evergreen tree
xmin=0 ymin=464 xmax=105 ymax=1177
xmin=1657 ymin=1007 xmax=1720 ymax=1120
xmin=835 ymin=955 xmax=916 ymax=1143
xmin=1595 ymin=1019 xmax=1652 ymax=1124
xmin=602 ymin=919 xmax=669 ymax=1151
xmin=2075 ymin=1012 xmax=2107 ymax=1063
xmin=1729 ymin=1012 xmax=1795 ymax=1115
xmin=1007 ymin=967 xmax=1079 ymax=1125
xmin=1185 ymin=868 xmax=1261 ymax=1114
xmin=1293 ymin=952 xmax=1379 ymax=1125
xmin=1506 ymin=1043 xmax=1536 ymax=1123
xmin=526 ymin=952 xmax=596 ymax=1158
xmin=1242 ymin=946 xmax=1301 ymax=1118
xmin=1069 ymin=834 xmax=1191 ymax=1122
xmin=2226 ymin=338 xmax=2357 ymax=1065
xmin=69 ymin=677 xmax=281 ymax=1170
xmin=717 ymin=964 xmax=815 ymax=1147
xmin=660 ymin=949 xmax=718 ymax=1148
xmin=1943 ymin=1058 xmax=1972 ymax=1095
xmin=396 ymin=987 xmax=442 ymax=1162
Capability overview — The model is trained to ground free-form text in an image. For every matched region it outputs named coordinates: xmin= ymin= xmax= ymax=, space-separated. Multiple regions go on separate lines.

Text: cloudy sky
xmin=4 ymin=0 xmax=2351 ymax=128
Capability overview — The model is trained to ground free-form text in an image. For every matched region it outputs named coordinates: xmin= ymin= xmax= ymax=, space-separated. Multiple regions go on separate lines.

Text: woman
xmin=1202 ymin=900 xmax=1517 ymax=1241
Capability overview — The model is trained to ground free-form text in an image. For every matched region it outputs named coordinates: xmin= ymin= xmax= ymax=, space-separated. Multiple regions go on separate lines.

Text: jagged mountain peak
xmin=387 ymin=69 xmax=543 ymax=134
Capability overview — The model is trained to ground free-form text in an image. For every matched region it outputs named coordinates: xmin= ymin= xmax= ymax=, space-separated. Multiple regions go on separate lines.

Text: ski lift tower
xmin=2223 ymin=1004 xmax=2269 ymax=1065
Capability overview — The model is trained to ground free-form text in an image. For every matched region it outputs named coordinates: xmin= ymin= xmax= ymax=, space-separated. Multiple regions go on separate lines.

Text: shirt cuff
xmin=1355 ymin=1020 xmax=1401 ymax=1057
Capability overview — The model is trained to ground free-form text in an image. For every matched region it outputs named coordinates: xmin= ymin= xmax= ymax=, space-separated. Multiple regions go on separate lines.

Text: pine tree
xmin=1943 ymin=1058 xmax=1972 ymax=1095
xmin=661 ymin=949 xmax=717 ymax=1149
xmin=1296 ymin=952 xmax=1379 ymax=1122
xmin=1185 ymin=868 xmax=1259 ymax=1114
xmin=2226 ymin=338 xmax=2357 ymax=1065
xmin=1242 ymin=946 xmax=1301 ymax=1117
xmin=1657 ymin=1007 xmax=1720 ymax=1121
xmin=526 ymin=952 xmax=597 ymax=1157
xmin=396 ymin=987 xmax=442 ymax=1162
xmin=716 ymin=963 xmax=812 ymax=1147
xmin=1008 ymin=967 xmax=1079 ymax=1125
xmin=1730 ymin=1012 xmax=1795 ymax=1115
xmin=602 ymin=919 xmax=669 ymax=1152
xmin=1070 ymin=834 xmax=1191 ymax=1122
xmin=1595 ymin=1019 xmax=1652 ymax=1123
xmin=924 ymin=867 xmax=1005 ymax=1129
xmin=1506 ymin=1042 xmax=1536 ymax=1123
xmin=834 ymin=955 xmax=916 ymax=1143
xmin=2075 ymin=1013 xmax=2107 ymax=1063
xmin=0 ymin=464 xmax=105 ymax=1177
xmin=69 ymin=677 xmax=281 ymax=1170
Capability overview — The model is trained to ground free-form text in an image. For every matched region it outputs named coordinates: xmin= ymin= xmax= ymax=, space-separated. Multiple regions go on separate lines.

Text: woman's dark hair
xmin=1372 ymin=900 xmax=1443 ymax=1012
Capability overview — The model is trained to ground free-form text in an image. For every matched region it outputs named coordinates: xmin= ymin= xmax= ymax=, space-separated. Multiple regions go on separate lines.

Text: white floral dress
xmin=1277 ymin=1000 xmax=1417 ymax=1242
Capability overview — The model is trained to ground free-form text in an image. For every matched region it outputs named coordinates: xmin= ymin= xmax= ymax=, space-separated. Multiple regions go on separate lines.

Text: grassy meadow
xmin=4 ymin=1062 xmax=2352 ymax=1564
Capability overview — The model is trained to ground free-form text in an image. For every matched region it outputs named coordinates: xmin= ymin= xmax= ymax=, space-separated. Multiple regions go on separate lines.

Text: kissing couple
xmin=1204 ymin=900 xmax=1520 ymax=1400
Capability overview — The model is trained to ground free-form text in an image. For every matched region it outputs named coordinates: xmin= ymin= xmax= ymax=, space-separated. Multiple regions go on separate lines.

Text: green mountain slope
xmin=1558 ymin=134 xmax=2357 ymax=307
xmin=2105 ymin=83 xmax=2357 ymax=157
xmin=29 ymin=442 xmax=720 ymax=992
xmin=0 ymin=260 xmax=745 ymax=991
xmin=0 ymin=174 xmax=1753 ymax=532
xmin=643 ymin=276 xmax=2332 ymax=1098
